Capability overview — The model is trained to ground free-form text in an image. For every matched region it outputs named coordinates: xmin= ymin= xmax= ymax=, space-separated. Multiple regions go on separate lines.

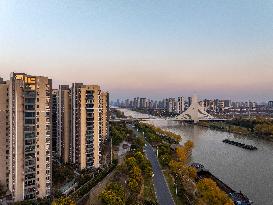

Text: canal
xmin=119 ymin=109 xmax=273 ymax=205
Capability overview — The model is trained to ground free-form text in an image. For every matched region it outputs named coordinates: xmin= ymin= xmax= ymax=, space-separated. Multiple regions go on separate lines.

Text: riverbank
xmin=120 ymin=108 xmax=273 ymax=204
xmin=117 ymin=108 xmax=273 ymax=141
xmin=135 ymin=121 xmax=235 ymax=205
xmin=198 ymin=120 xmax=273 ymax=141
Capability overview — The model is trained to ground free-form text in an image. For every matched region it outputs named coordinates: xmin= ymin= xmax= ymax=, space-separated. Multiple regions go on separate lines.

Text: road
xmin=144 ymin=143 xmax=175 ymax=205
xmin=127 ymin=124 xmax=175 ymax=205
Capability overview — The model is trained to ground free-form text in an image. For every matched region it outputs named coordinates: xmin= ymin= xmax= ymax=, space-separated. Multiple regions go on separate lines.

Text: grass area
xmin=163 ymin=170 xmax=187 ymax=205
xmin=144 ymin=177 xmax=157 ymax=203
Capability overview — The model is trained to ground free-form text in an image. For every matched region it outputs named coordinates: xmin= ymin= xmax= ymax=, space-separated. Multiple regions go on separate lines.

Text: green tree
xmin=100 ymin=182 xmax=126 ymax=205
xmin=128 ymin=178 xmax=140 ymax=193
xmin=129 ymin=166 xmax=143 ymax=183
xmin=100 ymin=190 xmax=125 ymax=205
xmin=125 ymin=157 xmax=138 ymax=171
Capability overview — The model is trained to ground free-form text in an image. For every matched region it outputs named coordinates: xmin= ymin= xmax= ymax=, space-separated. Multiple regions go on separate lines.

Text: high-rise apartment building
xmin=52 ymin=89 xmax=58 ymax=158
xmin=71 ymin=83 xmax=102 ymax=170
xmin=0 ymin=73 xmax=52 ymax=202
xmin=101 ymin=92 xmax=109 ymax=142
xmin=57 ymin=85 xmax=71 ymax=163
xmin=0 ymin=78 xmax=9 ymax=192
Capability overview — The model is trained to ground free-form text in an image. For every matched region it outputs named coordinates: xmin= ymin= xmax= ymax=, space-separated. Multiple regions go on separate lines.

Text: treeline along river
xmin=119 ymin=109 xmax=273 ymax=205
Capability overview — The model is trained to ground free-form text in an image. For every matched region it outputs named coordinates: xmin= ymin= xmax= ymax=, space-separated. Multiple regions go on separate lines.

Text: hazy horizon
xmin=1 ymin=1 xmax=272 ymax=102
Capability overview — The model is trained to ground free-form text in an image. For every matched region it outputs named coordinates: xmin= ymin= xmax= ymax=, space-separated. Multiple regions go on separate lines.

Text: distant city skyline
xmin=112 ymin=95 xmax=262 ymax=104
xmin=111 ymin=92 xmax=269 ymax=103
xmin=1 ymin=1 xmax=273 ymax=102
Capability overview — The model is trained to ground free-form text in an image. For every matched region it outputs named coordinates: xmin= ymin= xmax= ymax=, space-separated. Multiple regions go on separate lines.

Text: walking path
xmin=127 ymin=124 xmax=175 ymax=205
xmin=144 ymin=143 xmax=175 ymax=205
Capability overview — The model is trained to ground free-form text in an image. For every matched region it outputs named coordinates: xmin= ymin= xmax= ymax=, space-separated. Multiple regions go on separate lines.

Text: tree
xmin=125 ymin=157 xmax=138 ymax=171
xmin=169 ymin=160 xmax=184 ymax=174
xmin=52 ymin=163 xmax=74 ymax=186
xmin=100 ymin=190 xmax=125 ymax=205
xmin=52 ymin=197 xmax=76 ymax=205
xmin=107 ymin=182 xmax=125 ymax=198
xmin=100 ymin=182 xmax=126 ymax=205
xmin=142 ymin=163 xmax=153 ymax=178
xmin=176 ymin=140 xmax=194 ymax=164
xmin=196 ymin=178 xmax=234 ymax=205
xmin=128 ymin=178 xmax=140 ymax=193
xmin=129 ymin=166 xmax=143 ymax=183
xmin=184 ymin=140 xmax=194 ymax=150
xmin=187 ymin=166 xmax=197 ymax=179
xmin=134 ymin=151 xmax=145 ymax=164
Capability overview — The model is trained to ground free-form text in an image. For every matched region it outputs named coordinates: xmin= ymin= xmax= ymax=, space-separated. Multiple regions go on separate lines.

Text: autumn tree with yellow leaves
xmin=51 ymin=197 xmax=76 ymax=205
xmin=196 ymin=178 xmax=234 ymax=205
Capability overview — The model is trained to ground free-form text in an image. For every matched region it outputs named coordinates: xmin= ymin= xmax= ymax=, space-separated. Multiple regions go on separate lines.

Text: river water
xmin=119 ymin=109 xmax=273 ymax=205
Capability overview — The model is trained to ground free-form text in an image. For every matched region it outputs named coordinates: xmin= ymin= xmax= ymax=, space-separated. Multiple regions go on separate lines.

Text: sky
xmin=0 ymin=0 xmax=273 ymax=102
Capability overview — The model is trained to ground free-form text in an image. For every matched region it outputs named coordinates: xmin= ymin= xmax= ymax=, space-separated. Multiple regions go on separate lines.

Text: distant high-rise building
xmin=177 ymin=97 xmax=185 ymax=114
xmin=133 ymin=97 xmax=140 ymax=108
xmin=166 ymin=98 xmax=176 ymax=112
xmin=140 ymin=98 xmax=147 ymax=108
xmin=0 ymin=73 xmax=52 ymax=202
xmin=218 ymin=100 xmax=225 ymax=111
xmin=188 ymin=97 xmax=192 ymax=107
xmin=125 ymin=99 xmax=130 ymax=107
xmin=268 ymin=101 xmax=273 ymax=108
xmin=249 ymin=101 xmax=256 ymax=110
xmin=224 ymin=100 xmax=231 ymax=108
xmin=71 ymin=83 xmax=102 ymax=170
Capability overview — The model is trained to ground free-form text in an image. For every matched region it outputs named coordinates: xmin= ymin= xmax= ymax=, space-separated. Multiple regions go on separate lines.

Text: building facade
xmin=101 ymin=92 xmax=109 ymax=142
xmin=0 ymin=78 xmax=9 ymax=192
xmin=0 ymin=73 xmax=52 ymax=202
xmin=177 ymin=97 xmax=185 ymax=114
xmin=56 ymin=85 xmax=71 ymax=163
xmin=71 ymin=83 xmax=102 ymax=170
xmin=51 ymin=89 xmax=58 ymax=158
